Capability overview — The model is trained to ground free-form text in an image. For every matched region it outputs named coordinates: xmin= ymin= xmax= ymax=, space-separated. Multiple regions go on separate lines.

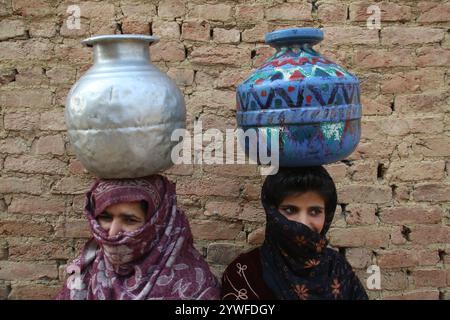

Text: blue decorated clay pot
xmin=236 ymin=28 xmax=361 ymax=166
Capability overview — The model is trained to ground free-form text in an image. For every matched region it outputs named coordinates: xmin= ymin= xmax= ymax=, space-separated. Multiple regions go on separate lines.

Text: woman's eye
xmin=124 ymin=217 xmax=139 ymax=224
xmin=98 ymin=214 xmax=112 ymax=221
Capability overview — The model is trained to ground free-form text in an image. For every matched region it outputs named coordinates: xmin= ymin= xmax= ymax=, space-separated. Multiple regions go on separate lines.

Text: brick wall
xmin=0 ymin=0 xmax=449 ymax=300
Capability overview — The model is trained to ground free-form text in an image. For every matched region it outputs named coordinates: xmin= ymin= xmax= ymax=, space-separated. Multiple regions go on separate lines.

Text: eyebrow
xmin=279 ymin=204 xmax=325 ymax=210
xmin=99 ymin=211 xmax=143 ymax=220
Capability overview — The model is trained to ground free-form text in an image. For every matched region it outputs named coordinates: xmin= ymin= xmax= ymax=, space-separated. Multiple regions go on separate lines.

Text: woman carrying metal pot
xmin=55 ymin=175 xmax=220 ymax=300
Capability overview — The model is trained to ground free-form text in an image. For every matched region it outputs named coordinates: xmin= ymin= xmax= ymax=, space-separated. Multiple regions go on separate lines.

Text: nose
xmin=296 ymin=212 xmax=314 ymax=230
xmin=108 ymin=219 xmax=122 ymax=237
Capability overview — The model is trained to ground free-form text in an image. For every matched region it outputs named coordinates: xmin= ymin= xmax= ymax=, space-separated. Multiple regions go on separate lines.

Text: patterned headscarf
xmin=260 ymin=185 xmax=368 ymax=300
xmin=55 ymin=175 xmax=220 ymax=300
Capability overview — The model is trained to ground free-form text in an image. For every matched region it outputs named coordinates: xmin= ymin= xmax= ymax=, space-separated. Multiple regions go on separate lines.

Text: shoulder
xmin=221 ymin=247 xmax=264 ymax=300
xmin=323 ymin=247 xmax=359 ymax=277
xmin=223 ymin=247 xmax=261 ymax=279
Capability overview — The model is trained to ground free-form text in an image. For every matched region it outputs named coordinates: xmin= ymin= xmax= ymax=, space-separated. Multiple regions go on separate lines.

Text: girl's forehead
xmin=281 ymin=191 xmax=325 ymax=203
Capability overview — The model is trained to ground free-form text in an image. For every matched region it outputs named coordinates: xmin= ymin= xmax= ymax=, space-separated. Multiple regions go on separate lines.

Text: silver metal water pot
xmin=65 ymin=35 xmax=186 ymax=178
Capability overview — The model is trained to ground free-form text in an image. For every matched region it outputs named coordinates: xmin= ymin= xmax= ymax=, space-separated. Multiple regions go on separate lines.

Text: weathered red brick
xmin=418 ymin=1 xmax=450 ymax=23
xmin=361 ymin=96 xmax=392 ymax=116
xmin=338 ymin=185 xmax=392 ymax=204
xmin=46 ymin=65 xmax=76 ymax=85
xmin=239 ymin=202 xmax=265 ymax=223
xmin=350 ymin=161 xmax=378 ymax=182
xmin=34 ymin=135 xmax=65 ymax=155
xmin=417 ymin=249 xmax=440 ymax=266
xmin=56 ymin=219 xmax=91 ymax=238
xmin=9 ymin=284 xmax=60 ymax=300
xmin=189 ymin=4 xmax=232 ymax=21
xmin=204 ymin=200 xmax=241 ymax=219
xmin=417 ymin=47 xmax=450 ymax=67
xmin=0 ymin=284 xmax=8 ymax=300
xmin=202 ymin=164 xmax=258 ymax=178
xmin=412 ymin=137 xmax=450 ymax=158
xmin=412 ymin=269 xmax=447 ymax=288
xmin=176 ymin=176 xmax=240 ymax=197
xmin=381 ymin=271 xmax=408 ymax=291
xmin=265 ymin=3 xmax=312 ymax=21
xmin=381 ymin=69 xmax=445 ymax=94
xmin=345 ymin=203 xmax=377 ymax=225
xmin=0 ymin=261 xmax=57 ymax=281
xmin=353 ymin=141 xmax=396 ymax=160
xmin=68 ymin=159 xmax=88 ymax=175
xmin=317 ymin=2 xmax=347 ymax=22
xmin=0 ymin=88 xmax=53 ymax=109
xmin=8 ymin=239 xmax=72 ymax=261
xmin=350 ymin=1 xmax=412 ymax=22
xmin=395 ymin=93 xmax=446 ymax=114
xmin=328 ymin=227 xmax=390 ymax=248
xmin=12 ymin=0 xmax=54 ymax=17
xmin=215 ymin=69 xmax=249 ymax=89
xmin=0 ymin=219 xmax=53 ymax=237
xmin=4 ymin=110 xmax=41 ymax=131
xmin=346 ymin=248 xmax=372 ymax=269
xmin=242 ymin=181 xmax=261 ymax=201
xmin=0 ymin=19 xmax=25 ymax=40
xmin=324 ymin=163 xmax=348 ymax=183
xmin=384 ymin=290 xmax=439 ymax=300
xmin=242 ymin=23 xmax=269 ymax=43
xmin=151 ymin=40 xmax=185 ymax=62
xmin=252 ymin=46 xmax=275 ymax=68
xmin=380 ymin=206 xmax=443 ymax=225
xmin=409 ymin=225 xmax=450 ymax=245
xmin=188 ymin=89 xmax=236 ymax=111
xmin=248 ymin=226 xmax=265 ymax=245
xmin=167 ymin=68 xmax=194 ymax=87
xmin=353 ymin=49 xmax=416 ymax=68
xmin=28 ymin=19 xmax=57 ymax=38
xmin=51 ymin=177 xmax=93 ymax=195
xmin=0 ymin=40 xmax=54 ymax=61
xmin=386 ymin=161 xmax=445 ymax=182
xmin=4 ymin=155 xmax=67 ymax=175
xmin=0 ymin=137 xmax=28 ymax=154
xmin=182 ymin=20 xmax=210 ymax=42
xmin=235 ymin=5 xmax=264 ymax=24
xmin=190 ymin=45 xmax=251 ymax=67
xmin=376 ymin=249 xmax=417 ymax=268
xmin=207 ymin=243 xmax=245 ymax=265
xmin=214 ymin=28 xmax=240 ymax=44
xmin=9 ymin=195 xmax=66 ymax=215
xmin=190 ymin=220 xmax=242 ymax=240
xmin=54 ymin=39 xmax=93 ymax=63
xmin=412 ymin=183 xmax=450 ymax=203
xmin=158 ymin=0 xmax=186 ymax=18
xmin=39 ymin=109 xmax=66 ymax=131
xmin=323 ymin=27 xmax=379 ymax=46
xmin=390 ymin=226 xmax=407 ymax=245
xmin=0 ymin=177 xmax=43 ymax=195
xmin=382 ymin=27 xmax=444 ymax=46
xmin=152 ymin=20 xmax=180 ymax=40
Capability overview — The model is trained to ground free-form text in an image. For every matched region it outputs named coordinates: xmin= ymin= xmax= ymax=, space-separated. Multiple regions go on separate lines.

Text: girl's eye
xmin=310 ymin=208 xmax=323 ymax=216
xmin=281 ymin=206 xmax=297 ymax=214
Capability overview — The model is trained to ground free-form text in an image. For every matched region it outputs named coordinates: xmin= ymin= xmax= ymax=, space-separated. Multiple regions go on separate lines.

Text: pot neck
xmin=273 ymin=43 xmax=317 ymax=54
xmin=92 ymin=41 xmax=151 ymax=64
xmin=82 ymin=35 xmax=159 ymax=65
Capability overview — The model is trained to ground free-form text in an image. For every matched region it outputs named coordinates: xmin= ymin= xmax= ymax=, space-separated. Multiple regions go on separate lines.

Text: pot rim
xmin=81 ymin=34 xmax=160 ymax=47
